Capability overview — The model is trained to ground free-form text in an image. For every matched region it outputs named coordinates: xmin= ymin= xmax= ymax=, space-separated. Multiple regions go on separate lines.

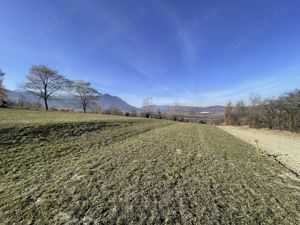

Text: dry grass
xmin=219 ymin=125 xmax=300 ymax=176
xmin=1 ymin=108 xmax=300 ymax=224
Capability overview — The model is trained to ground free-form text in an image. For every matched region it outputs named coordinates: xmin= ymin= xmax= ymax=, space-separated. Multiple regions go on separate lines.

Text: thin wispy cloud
xmin=1 ymin=1 xmax=300 ymax=107
xmin=197 ymin=64 xmax=300 ymax=105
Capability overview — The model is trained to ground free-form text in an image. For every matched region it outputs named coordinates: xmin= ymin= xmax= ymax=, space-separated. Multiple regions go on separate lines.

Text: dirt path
xmin=219 ymin=126 xmax=300 ymax=176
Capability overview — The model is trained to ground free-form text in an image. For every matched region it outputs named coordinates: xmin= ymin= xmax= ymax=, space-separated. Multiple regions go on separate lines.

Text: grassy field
xmin=1 ymin=108 xmax=300 ymax=224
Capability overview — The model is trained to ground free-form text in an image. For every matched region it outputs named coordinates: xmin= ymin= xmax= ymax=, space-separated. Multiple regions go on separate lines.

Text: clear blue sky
xmin=1 ymin=0 xmax=300 ymax=107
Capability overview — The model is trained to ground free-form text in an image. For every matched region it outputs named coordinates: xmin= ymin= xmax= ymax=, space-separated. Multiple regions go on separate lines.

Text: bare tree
xmin=69 ymin=81 xmax=100 ymax=113
xmin=17 ymin=94 xmax=26 ymax=108
xmin=23 ymin=65 xmax=68 ymax=110
xmin=224 ymin=100 xmax=247 ymax=125
xmin=248 ymin=95 xmax=262 ymax=128
xmin=280 ymin=90 xmax=300 ymax=131
xmin=166 ymin=100 xmax=181 ymax=121
xmin=224 ymin=101 xmax=233 ymax=125
xmin=264 ymin=98 xmax=279 ymax=129
xmin=189 ymin=107 xmax=197 ymax=115
xmin=235 ymin=100 xmax=247 ymax=125
xmin=142 ymin=98 xmax=153 ymax=118
xmin=172 ymin=100 xmax=181 ymax=114
xmin=225 ymin=89 xmax=300 ymax=131
xmin=155 ymin=109 xmax=163 ymax=119
xmin=0 ymin=69 xmax=7 ymax=106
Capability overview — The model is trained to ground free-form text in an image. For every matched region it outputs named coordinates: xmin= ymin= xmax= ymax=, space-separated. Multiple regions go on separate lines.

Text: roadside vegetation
xmin=225 ymin=90 xmax=300 ymax=132
xmin=1 ymin=108 xmax=300 ymax=224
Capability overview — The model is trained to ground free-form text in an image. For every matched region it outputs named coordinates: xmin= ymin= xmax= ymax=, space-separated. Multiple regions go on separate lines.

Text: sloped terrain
xmin=219 ymin=126 xmax=300 ymax=176
xmin=1 ymin=109 xmax=300 ymax=224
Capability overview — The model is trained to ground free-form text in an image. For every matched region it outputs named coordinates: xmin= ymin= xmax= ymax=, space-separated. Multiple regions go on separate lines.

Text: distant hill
xmin=100 ymin=94 xmax=139 ymax=112
xmin=150 ymin=105 xmax=225 ymax=114
xmin=7 ymin=90 xmax=139 ymax=112
xmin=7 ymin=90 xmax=224 ymax=114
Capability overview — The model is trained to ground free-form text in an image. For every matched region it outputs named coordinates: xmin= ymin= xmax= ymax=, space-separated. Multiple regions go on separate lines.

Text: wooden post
xmin=254 ymin=139 xmax=263 ymax=155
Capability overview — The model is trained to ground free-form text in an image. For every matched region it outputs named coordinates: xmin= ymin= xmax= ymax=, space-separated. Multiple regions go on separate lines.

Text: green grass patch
xmin=1 ymin=108 xmax=300 ymax=224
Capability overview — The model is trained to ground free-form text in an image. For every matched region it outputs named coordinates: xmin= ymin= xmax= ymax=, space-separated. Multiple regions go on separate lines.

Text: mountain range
xmin=7 ymin=90 xmax=225 ymax=114
xmin=7 ymin=90 xmax=138 ymax=112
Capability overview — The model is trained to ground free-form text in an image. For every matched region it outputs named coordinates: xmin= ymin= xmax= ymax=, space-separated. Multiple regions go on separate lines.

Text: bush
xmin=103 ymin=108 xmax=123 ymax=116
xmin=60 ymin=108 xmax=75 ymax=113
xmin=225 ymin=89 xmax=300 ymax=132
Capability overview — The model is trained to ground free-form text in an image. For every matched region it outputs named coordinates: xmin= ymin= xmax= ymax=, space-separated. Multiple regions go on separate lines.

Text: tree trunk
xmin=44 ymin=99 xmax=49 ymax=111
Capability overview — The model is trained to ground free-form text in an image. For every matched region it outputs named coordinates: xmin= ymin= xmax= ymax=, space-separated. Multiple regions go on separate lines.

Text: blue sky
xmin=1 ymin=0 xmax=300 ymax=107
